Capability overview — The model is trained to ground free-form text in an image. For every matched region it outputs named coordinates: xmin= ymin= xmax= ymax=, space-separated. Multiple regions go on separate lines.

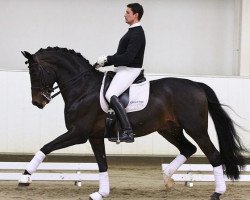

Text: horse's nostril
xmin=32 ymin=101 xmax=43 ymax=109
xmin=32 ymin=101 xmax=38 ymax=106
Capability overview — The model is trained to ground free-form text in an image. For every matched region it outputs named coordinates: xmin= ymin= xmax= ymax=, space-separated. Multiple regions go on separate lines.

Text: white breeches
xmin=105 ymin=66 xmax=142 ymax=103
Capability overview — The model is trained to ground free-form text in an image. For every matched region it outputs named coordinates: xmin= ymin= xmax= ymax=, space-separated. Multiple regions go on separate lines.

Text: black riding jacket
xmin=106 ymin=26 xmax=146 ymax=68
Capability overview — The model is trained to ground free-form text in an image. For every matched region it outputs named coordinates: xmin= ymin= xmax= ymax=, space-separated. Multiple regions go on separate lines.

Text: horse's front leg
xmin=89 ymin=137 xmax=110 ymax=200
xmin=18 ymin=128 xmax=88 ymax=187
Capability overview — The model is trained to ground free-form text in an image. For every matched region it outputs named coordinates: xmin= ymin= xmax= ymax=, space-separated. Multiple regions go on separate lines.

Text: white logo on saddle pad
xmin=100 ymin=72 xmax=150 ymax=113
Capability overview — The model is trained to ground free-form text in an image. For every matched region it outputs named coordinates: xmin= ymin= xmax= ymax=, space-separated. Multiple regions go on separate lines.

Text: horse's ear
xmin=21 ymin=51 xmax=33 ymax=61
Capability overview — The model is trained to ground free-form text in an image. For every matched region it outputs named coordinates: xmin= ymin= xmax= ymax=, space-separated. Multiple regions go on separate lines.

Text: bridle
xmin=29 ymin=62 xmax=95 ymax=102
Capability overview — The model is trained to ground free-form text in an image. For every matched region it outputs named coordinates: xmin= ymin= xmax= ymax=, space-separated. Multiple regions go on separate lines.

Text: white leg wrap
xmin=213 ymin=165 xmax=226 ymax=194
xmin=26 ymin=151 xmax=46 ymax=174
xmin=163 ymin=154 xmax=187 ymax=177
xmin=98 ymin=172 xmax=110 ymax=197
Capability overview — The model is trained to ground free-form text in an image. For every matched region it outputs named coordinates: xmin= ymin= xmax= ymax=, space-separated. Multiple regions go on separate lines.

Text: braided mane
xmin=36 ymin=46 xmax=91 ymax=64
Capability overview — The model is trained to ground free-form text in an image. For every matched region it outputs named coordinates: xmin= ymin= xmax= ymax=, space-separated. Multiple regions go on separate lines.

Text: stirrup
xmin=108 ymin=131 xmax=121 ymax=144
xmin=108 ymin=130 xmax=134 ymax=144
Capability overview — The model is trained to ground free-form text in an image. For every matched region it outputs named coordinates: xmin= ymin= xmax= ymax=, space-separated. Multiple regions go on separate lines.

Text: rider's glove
xmin=96 ymin=55 xmax=107 ymax=67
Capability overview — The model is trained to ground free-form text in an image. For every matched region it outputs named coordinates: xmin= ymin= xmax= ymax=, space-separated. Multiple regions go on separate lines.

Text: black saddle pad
xmin=103 ymin=70 xmax=146 ymax=107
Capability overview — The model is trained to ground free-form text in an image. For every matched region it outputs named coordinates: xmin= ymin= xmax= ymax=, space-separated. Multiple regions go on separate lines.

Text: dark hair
xmin=127 ymin=3 xmax=144 ymax=20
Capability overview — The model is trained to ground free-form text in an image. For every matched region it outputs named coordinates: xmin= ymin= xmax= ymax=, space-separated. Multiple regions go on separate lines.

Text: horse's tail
xmin=197 ymin=82 xmax=246 ymax=180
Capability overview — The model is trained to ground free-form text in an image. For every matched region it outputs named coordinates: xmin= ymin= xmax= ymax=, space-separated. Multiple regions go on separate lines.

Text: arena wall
xmin=0 ymin=71 xmax=249 ymax=156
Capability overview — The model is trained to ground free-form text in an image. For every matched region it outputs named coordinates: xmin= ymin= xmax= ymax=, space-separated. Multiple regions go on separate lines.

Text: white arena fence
xmin=162 ymin=164 xmax=250 ymax=185
xmin=0 ymin=162 xmax=99 ymax=185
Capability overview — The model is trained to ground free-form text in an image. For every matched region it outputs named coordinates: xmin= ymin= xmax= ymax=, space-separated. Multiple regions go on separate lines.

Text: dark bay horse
xmin=20 ymin=47 xmax=246 ymax=200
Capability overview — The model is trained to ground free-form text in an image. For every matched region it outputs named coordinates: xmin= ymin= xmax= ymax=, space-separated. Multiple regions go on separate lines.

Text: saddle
xmin=103 ymin=70 xmax=146 ymax=107
xmin=102 ymin=70 xmax=147 ymax=143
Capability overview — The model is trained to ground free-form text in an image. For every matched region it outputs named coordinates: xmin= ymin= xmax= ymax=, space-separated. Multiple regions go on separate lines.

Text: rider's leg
xmin=105 ymin=66 xmax=141 ymax=142
xmin=105 ymin=66 xmax=142 ymax=102
xmin=109 ymin=95 xmax=134 ymax=142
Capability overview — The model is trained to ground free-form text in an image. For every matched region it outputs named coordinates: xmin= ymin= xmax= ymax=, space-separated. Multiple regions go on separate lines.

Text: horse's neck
xmin=56 ymin=66 xmax=103 ymax=105
xmin=41 ymin=52 xmax=103 ymax=105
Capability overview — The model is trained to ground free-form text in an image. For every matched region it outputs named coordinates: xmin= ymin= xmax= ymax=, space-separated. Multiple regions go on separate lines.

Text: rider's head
xmin=124 ymin=3 xmax=144 ymax=25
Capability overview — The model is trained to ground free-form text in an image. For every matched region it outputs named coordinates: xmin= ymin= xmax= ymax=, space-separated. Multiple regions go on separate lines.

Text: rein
xmin=50 ymin=70 xmax=88 ymax=99
xmin=50 ymin=63 xmax=99 ymax=99
xmin=34 ymin=63 xmax=95 ymax=101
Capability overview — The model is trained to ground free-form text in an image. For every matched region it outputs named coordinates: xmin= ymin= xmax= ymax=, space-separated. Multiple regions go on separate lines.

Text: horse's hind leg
xmin=187 ymin=129 xmax=226 ymax=199
xmin=158 ymin=127 xmax=197 ymax=189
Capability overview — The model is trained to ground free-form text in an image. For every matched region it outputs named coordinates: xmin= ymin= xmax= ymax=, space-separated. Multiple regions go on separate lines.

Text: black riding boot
xmin=109 ymin=95 xmax=134 ymax=143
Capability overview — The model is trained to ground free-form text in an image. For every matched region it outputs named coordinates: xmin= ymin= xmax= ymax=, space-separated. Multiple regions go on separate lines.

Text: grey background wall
xmin=1 ymin=0 xmax=249 ymax=75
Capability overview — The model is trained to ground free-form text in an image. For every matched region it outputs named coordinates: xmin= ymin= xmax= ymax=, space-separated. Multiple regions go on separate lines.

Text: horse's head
xmin=22 ymin=51 xmax=56 ymax=109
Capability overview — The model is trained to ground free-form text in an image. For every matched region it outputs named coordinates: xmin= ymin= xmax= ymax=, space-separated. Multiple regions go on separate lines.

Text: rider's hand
xmin=96 ymin=55 xmax=107 ymax=67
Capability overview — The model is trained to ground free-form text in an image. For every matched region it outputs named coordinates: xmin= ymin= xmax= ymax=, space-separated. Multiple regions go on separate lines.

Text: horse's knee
xmin=74 ymin=135 xmax=88 ymax=144
xmin=217 ymin=185 xmax=226 ymax=195
xmin=41 ymin=134 xmax=88 ymax=155
xmin=180 ymin=143 xmax=197 ymax=158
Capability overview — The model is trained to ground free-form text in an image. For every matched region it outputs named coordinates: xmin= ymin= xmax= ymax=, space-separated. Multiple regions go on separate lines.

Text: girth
xmin=103 ymin=69 xmax=146 ymax=107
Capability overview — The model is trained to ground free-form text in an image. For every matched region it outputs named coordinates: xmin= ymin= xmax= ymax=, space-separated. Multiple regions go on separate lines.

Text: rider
xmin=96 ymin=3 xmax=146 ymax=143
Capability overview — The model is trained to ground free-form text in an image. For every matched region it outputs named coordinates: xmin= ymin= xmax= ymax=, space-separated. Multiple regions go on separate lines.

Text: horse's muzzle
xmin=32 ymin=100 xmax=45 ymax=109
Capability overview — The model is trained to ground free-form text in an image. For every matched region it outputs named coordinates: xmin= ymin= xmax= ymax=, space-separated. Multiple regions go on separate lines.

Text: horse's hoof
xmin=164 ymin=177 xmax=175 ymax=190
xmin=89 ymin=192 xmax=103 ymax=200
xmin=18 ymin=174 xmax=32 ymax=187
xmin=18 ymin=182 xmax=30 ymax=187
xmin=210 ymin=192 xmax=221 ymax=200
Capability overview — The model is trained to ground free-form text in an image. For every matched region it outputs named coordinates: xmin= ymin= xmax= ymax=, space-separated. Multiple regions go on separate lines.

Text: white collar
xmin=129 ymin=22 xmax=141 ymax=28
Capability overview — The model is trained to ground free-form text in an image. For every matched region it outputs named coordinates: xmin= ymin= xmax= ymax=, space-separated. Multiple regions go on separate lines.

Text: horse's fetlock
xmin=218 ymin=187 xmax=226 ymax=195
xmin=75 ymin=136 xmax=88 ymax=144
xmin=99 ymin=190 xmax=110 ymax=198
xmin=215 ymin=183 xmax=226 ymax=194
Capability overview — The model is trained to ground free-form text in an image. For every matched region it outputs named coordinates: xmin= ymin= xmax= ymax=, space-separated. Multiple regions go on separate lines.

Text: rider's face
xmin=124 ymin=7 xmax=138 ymax=25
